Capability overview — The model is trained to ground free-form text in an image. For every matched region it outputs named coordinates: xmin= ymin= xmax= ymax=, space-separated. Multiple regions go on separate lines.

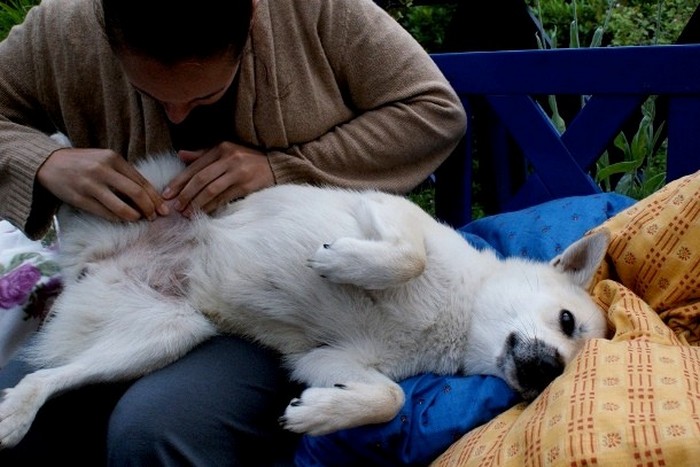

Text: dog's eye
xmin=559 ymin=309 xmax=576 ymax=337
xmin=77 ymin=267 xmax=88 ymax=281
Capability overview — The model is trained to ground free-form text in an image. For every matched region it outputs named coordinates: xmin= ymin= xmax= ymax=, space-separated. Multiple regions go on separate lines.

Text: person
xmin=0 ymin=0 xmax=466 ymax=464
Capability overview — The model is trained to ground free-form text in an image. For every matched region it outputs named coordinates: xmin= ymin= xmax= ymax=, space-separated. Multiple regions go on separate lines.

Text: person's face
xmin=119 ymin=51 xmax=239 ymax=124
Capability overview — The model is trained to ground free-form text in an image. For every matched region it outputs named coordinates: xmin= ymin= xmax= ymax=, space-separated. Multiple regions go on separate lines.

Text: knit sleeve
xmin=0 ymin=0 xmax=149 ymax=240
xmin=0 ymin=0 xmax=75 ymax=239
xmin=265 ymin=0 xmax=467 ymax=194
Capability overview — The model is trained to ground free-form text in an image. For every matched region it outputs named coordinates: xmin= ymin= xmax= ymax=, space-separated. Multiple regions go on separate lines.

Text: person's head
xmin=99 ymin=0 xmax=255 ymax=123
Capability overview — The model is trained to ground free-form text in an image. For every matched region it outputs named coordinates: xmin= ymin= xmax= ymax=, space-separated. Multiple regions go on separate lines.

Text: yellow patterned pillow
xmin=432 ymin=281 xmax=700 ymax=466
xmin=432 ymin=172 xmax=700 ymax=466
xmin=591 ymin=172 xmax=700 ymax=344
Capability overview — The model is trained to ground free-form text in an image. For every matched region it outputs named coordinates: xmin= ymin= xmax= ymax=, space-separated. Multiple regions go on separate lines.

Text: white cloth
xmin=0 ymin=220 xmax=61 ymax=367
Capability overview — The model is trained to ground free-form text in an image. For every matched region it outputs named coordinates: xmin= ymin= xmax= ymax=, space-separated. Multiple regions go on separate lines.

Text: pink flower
xmin=0 ymin=263 xmax=42 ymax=309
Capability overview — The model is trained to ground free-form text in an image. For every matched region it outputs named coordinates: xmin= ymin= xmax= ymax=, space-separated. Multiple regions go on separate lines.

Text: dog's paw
xmin=279 ymin=382 xmax=403 ymax=435
xmin=0 ymin=387 xmax=42 ymax=449
xmin=279 ymin=384 xmax=359 ymax=435
xmin=307 ymin=239 xmax=356 ymax=278
xmin=307 ymin=238 xmax=385 ymax=288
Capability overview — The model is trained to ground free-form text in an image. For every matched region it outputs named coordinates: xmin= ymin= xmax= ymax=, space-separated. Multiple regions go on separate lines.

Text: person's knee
xmin=107 ymin=388 xmax=169 ymax=463
xmin=107 ymin=378 xmax=300 ymax=466
xmin=106 ymin=337 xmax=303 ymax=465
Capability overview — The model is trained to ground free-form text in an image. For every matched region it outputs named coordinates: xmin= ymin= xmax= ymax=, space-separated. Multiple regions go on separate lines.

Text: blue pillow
xmin=459 ymin=192 xmax=635 ymax=261
xmin=294 ymin=193 xmax=636 ymax=466
xmin=295 ymin=374 xmax=518 ymax=467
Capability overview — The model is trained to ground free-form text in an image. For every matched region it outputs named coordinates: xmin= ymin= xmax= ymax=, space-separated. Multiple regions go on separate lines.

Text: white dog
xmin=0 ymin=154 xmax=609 ymax=448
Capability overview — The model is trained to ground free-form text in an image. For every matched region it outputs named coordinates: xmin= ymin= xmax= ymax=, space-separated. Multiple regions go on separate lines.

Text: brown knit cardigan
xmin=0 ymin=0 xmax=466 ymax=239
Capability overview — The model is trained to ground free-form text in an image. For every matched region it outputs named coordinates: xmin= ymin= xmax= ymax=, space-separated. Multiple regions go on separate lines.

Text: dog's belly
xmin=177 ymin=186 xmax=474 ymax=375
xmin=187 ymin=239 xmax=464 ymax=378
xmin=114 ymin=215 xmax=198 ymax=297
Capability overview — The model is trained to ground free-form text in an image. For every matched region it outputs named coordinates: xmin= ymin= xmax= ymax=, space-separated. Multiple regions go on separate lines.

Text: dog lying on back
xmin=0 ymin=154 xmax=609 ymax=447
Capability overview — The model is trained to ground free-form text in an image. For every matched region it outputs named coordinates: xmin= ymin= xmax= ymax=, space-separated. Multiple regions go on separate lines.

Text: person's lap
xmin=0 ymin=335 xmax=301 ymax=466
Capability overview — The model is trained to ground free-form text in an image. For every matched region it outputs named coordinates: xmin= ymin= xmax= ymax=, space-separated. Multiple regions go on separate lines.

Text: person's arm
xmin=0 ymin=3 xmax=67 ymax=239
xmin=162 ymin=0 xmax=466 ymax=216
xmin=267 ymin=0 xmax=467 ymax=193
xmin=0 ymin=1 xmax=166 ymax=239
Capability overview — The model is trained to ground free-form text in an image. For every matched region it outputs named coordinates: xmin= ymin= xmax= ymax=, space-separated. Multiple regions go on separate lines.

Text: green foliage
xmin=528 ymin=0 xmax=700 ymax=48
xmin=399 ymin=5 xmax=456 ymax=52
xmin=394 ymin=0 xmax=699 ymax=207
xmin=408 ymin=184 xmax=435 ymax=217
xmin=0 ymin=0 xmax=39 ymax=41
xmin=594 ymin=98 xmax=667 ymax=199
xmin=385 ymin=0 xmax=456 ymax=52
xmin=529 ymin=0 xmax=697 ymax=199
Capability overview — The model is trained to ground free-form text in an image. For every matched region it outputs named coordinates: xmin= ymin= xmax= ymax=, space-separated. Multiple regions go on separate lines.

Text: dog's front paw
xmin=279 ymin=385 xmax=358 ymax=435
xmin=279 ymin=382 xmax=402 ymax=435
xmin=0 ymin=387 xmax=42 ymax=449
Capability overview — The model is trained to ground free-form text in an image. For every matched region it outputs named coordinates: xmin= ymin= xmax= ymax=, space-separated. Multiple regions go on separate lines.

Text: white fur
xmin=0 ymin=154 xmax=609 ymax=447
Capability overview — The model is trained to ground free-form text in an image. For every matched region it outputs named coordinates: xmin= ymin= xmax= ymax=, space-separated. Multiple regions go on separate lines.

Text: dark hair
xmin=99 ymin=0 xmax=254 ymax=64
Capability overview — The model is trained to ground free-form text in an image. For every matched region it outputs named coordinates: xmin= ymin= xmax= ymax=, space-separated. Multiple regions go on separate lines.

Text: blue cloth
xmin=459 ymin=192 xmax=635 ymax=261
xmin=295 ymin=374 xmax=518 ymax=467
xmin=295 ymin=193 xmax=636 ymax=466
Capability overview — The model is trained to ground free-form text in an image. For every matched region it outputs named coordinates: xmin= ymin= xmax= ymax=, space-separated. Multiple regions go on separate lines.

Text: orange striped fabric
xmin=432 ymin=171 xmax=700 ymax=466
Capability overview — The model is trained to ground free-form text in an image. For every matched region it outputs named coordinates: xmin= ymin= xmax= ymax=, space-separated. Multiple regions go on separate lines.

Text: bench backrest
xmin=431 ymin=44 xmax=700 ymax=227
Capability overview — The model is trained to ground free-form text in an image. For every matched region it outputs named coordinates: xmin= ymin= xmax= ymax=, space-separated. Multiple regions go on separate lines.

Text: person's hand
xmin=37 ymin=147 xmax=168 ymax=222
xmin=162 ymin=141 xmax=274 ymax=217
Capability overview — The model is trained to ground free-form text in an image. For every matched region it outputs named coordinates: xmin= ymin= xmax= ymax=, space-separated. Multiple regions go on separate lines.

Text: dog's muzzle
xmin=498 ymin=332 xmax=564 ymax=401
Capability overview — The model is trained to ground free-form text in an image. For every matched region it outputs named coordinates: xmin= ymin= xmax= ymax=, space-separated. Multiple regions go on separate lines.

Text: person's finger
xmin=111 ymin=163 xmax=167 ymax=219
xmin=198 ymin=184 xmax=245 ymax=215
xmin=175 ymin=161 xmax=228 ymax=213
xmin=162 ymin=150 xmax=214 ymax=200
xmin=77 ymin=189 xmax=139 ymax=222
xmin=178 ymin=149 xmax=203 ymax=164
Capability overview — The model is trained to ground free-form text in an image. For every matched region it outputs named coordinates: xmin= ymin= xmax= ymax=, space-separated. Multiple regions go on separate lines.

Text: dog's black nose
xmin=516 ymin=351 xmax=564 ymax=400
xmin=518 ymin=354 xmax=564 ymax=399
xmin=508 ymin=334 xmax=564 ymax=401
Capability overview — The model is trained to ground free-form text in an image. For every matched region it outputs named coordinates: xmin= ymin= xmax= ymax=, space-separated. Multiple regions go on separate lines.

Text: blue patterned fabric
xmin=294 ymin=193 xmax=636 ymax=466
xmin=295 ymin=374 xmax=518 ymax=467
xmin=458 ymin=193 xmax=635 ymax=261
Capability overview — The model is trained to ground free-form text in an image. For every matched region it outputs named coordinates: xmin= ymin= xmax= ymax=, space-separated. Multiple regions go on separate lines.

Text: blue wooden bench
xmin=431 ymin=44 xmax=700 ymax=228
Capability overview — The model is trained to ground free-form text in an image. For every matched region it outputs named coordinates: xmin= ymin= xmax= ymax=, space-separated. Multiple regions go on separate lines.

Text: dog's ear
xmin=550 ymin=229 xmax=610 ymax=288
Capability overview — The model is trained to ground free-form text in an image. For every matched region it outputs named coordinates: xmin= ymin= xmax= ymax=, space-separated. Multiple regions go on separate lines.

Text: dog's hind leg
xmin=307 ymin=197 xmax=427 ymax=289
xmin=279 ymin=346 xmax=405 ymax=435
xmin=0 ymin=291 xmax=217 ymax=449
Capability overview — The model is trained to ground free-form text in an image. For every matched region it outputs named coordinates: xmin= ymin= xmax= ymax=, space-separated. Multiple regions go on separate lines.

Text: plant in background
xmin=527 ymin=0 xmax=699 ymax=48
xmin=394 ymin=4 xmax=457 ymax=52
xmin=594 ymin=98 xmax=667 ymax=199
xmin=0 ymin=0 xmax=38 ymax=41
xmin=530 ymin=0 xmax=692 ymax=199
xmin=385 ymin=0 xmax=456 ymax=52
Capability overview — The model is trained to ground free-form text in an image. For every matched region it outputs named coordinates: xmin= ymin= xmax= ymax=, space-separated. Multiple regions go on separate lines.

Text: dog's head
xmin=469 ymin=230 xmax=609 ymax=401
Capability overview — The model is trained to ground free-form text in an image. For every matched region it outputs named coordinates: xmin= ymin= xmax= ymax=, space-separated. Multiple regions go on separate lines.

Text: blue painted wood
xmin=432 ymin=45 xmax=700 ymax=95
xmin=431 ymin=44 xmax=700 ymax=228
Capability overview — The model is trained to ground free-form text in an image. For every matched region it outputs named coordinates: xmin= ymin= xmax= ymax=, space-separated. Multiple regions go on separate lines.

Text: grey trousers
xmin=0 ymin=336 xmax=302 ymax=466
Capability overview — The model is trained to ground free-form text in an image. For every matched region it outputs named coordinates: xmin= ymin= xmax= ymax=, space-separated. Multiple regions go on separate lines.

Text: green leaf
xmin=614 ymin=173 xmax=635 ymax=196
xmin=590 ymin=26 xmax=604 ymax=48
xmin=37 ymin=261 xmax=61 ymax=276
xmin=612 ymin=132 xmax=631 ymax=159
xmin=639 ymin=172 xmax=666 ymax=197
xmin=6 ymin=252 xmax=41 ymax=270
xmin=595 ymin=161 xmax=642 ymax=182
